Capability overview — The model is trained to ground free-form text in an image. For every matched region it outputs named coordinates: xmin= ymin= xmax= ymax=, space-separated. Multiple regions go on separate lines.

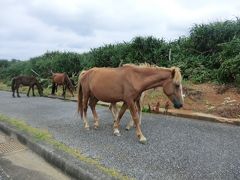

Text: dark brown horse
xmin=51 ymin=72 xmax=74 ymax=98
xmin=77 ymin=64 xmax=184 ymax=143
xmin=12 ymin=76 xmax=43 ymax=97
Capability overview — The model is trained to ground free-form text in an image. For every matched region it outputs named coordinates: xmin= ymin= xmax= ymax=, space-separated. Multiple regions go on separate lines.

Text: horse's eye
xmin=175 ymin=84 xmax=180 ymax=88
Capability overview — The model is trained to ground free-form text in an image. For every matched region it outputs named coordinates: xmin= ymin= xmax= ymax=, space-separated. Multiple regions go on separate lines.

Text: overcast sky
xmin=0 ymin=0 xmax=240 ymax=60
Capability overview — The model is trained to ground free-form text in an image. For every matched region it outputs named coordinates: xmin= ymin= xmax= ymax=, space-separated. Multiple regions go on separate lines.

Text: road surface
xmin=0 ymin=91 xmax=240 ymax=180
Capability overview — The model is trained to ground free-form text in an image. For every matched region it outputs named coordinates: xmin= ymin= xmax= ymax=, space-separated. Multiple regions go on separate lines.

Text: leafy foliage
xmin=1 ymin=18 xmax=240 ymax=86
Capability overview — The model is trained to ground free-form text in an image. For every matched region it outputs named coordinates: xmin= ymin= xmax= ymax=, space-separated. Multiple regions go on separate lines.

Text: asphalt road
xmin=0 ymin=91 xmax=240 ymax=180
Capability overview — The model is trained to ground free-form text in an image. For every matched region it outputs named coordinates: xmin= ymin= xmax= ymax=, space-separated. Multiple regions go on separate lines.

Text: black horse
xmin=12 ymin=76 xmax=43 ymax=97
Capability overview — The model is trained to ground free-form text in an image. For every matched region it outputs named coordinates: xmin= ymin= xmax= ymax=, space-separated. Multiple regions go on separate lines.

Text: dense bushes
xmin=0 ymin=18 xmax=240 ymax=85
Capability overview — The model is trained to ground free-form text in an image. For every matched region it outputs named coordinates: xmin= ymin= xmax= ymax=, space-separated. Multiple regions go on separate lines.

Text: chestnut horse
xmin=77 ymin=64 xmax=184 ymax=143
xmin=79 ymin=70 xmax=144 ymax=131
xmin=12 ymin=76 xmax=43 ymax=97
xmin=51 ymin=73 xmax=74 ymax=98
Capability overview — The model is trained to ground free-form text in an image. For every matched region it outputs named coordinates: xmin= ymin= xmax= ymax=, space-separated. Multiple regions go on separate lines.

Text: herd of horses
xmin=12 ymin=72 xmax=75 ymax=98
xmin=11 ymin=64 xmax=184 ymax=143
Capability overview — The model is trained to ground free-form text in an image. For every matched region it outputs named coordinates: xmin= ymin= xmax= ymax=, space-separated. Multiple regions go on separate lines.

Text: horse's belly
xmin=91 ymin=87 xmax=122 ymax=103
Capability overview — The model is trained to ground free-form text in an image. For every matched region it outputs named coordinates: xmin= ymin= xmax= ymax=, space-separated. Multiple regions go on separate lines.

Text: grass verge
xmin=0 ymin=113 xmax=132 ymax=180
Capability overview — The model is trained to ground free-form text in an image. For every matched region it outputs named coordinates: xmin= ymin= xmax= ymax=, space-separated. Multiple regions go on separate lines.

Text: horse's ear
xmin=171 ymin=68 xmax=175 ymax=79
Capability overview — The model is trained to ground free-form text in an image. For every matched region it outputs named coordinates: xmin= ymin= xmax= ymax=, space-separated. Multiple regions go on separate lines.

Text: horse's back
xmin=52 ymin=73 xmax=65 ymax=84
xmin=80 ymin=67 xmax=133 ymax=102
xmin=13 ymin=76 xmax=37 ymax=86
xmin=88 ymin=67 xmax=127 ymax=86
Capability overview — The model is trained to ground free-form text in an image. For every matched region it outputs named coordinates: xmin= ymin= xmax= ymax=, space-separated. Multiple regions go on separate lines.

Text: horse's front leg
xmin=16 ymin=85 xmax=20 ymax=97
xmin=62 ymin=85 xmax=66 ymax=98
xmin=126 ymin=92 xmax=144 ymax=130
xmin=89 ymin=96 xmax=100 ymax=129
xmin=27 ymin=86 xmax=31 ymax=97
xmin=12 ymin=86 xmax=15 ymax=98
xmin=51 ymin=83 xmax=55 ymax=95
xmin=126 ymin=99 xmax=142 ymax=130
xmin=109 ymin=103 xmax=119 ymax=122
xmin=128 ymin=100 xmax=146 ymax=144
xmin=113 ymin=102 xmax=128 ymax=136
xmin=32 ymin=85 xmax=35 ymax=96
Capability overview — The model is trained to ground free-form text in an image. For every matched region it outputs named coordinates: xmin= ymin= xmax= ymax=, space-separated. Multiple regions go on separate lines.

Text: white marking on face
xmin=180 ymin=84 xmax=184 ymax=102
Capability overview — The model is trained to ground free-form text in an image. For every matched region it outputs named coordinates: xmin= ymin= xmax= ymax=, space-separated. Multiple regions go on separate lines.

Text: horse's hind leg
xmin=89 ymin=96 xmax=99 ymax=129
xmin=82 ymin=93 xmax=90 ymax=130
xmin=113 ymin=102 xmax=128 ymax=136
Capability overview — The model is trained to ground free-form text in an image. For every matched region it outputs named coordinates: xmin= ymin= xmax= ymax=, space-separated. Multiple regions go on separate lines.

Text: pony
xmin=79 ymin=70 xmax=145 ymax=132
xmin=12 ymin=75 xmax=43 ymax=97
xmin=77 ymin=64 xmax=184 ymax=143
xmin=51 ymin=72 xmax=75 ymax=98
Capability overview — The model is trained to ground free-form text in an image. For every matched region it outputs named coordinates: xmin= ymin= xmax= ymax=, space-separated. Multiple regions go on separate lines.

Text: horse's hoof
xmin=85 ymin=127 xmax=90 ymax=130
xmin=114 ymin=132 xmax=121 ymax=136
xmin=113 ymin=129 xmax=121 ymax=136
xmin=94 ymin=125 xmax=99 ymax=130
xmin=125 ymin=126 xmax=131 ymax=131
xmin=139 ymin=136 xmax=147 ymax=144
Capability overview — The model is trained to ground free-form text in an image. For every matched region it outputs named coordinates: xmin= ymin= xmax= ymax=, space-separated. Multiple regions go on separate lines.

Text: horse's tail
xmin=11 ymin=77 xmax=16 ymax=92
xmin=77 ymin=70 xmax=88 ymax=118
xmin=64 ymin=74 xmax=74 ymax=95
xmin=77 ymin=74 xmax=83 ymax=118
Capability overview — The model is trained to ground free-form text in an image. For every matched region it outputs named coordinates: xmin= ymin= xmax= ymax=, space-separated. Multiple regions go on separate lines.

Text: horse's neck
xmin=136 ymin=67 xmax=171 ymax=91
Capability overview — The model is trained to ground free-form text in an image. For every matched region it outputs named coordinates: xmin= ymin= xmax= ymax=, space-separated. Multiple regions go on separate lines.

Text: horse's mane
xmin=80 ymin=70 xmax=87 ymax=76
xmin=123 ymin=63 xmax=169 ymax=70
xmin=123 ymin=63 xmax=182 ymax=84
xmin=123 ymin=63 xmax=159 ymax=68
xmin=170 ymin=67 xmax=182 ymax=85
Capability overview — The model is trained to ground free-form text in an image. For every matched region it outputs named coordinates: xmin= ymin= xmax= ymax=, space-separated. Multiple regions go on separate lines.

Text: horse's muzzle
xmin=174 ymin=103 xmax=183 ymax=109
xmin=173 ymin=98 xmax=183 ymax=109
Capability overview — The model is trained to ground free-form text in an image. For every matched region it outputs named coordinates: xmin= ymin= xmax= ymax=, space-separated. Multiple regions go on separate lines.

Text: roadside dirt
xmin=143 ymin=83 xmax=240 ymax=119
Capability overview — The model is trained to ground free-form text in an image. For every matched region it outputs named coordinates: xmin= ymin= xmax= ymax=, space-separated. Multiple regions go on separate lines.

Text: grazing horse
xmin=51 ymin=73 xmax=74 ymax=98
xmin=12 ymin=76 xmax=43 ymax=97
xmin=77 ymin=64 xmax=184 ymax=143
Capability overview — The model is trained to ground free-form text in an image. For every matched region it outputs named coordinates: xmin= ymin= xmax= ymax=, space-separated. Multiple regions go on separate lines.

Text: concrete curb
xmin=153 ymin=108 xmax=240 ymax=126
xmin=0 ymin=121 xmax=118 ymax=180
xmin=46 ymin=95 xmax=240 ymax=126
